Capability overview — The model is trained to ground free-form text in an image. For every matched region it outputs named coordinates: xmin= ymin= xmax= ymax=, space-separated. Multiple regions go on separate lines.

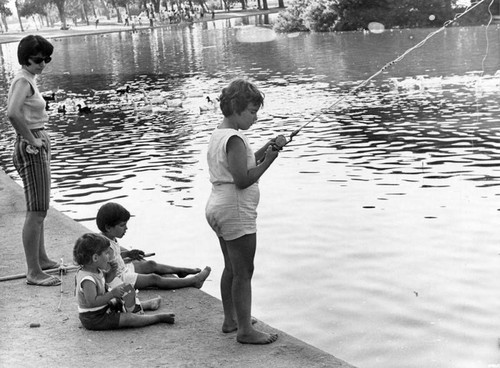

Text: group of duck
xmin=42 ymin=84 xmax=220 ymax=117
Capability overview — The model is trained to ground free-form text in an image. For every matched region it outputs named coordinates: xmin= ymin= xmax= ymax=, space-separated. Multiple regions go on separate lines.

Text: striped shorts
xmin=12 ymin=129 xmax=51 ymax=212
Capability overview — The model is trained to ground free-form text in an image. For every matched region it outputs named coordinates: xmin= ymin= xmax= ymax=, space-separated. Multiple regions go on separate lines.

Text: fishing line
xmin=474 ymin=0 xmax=495 ymax=133
xmin=280 ymin=0 xmax=493 ymax=147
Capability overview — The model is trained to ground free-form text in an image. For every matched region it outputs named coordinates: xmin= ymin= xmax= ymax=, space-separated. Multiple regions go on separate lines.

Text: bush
xmin=273 ymin=0 xmax=310 ymax=32
xmin=303 ymin=0 xmax=338 ymax=32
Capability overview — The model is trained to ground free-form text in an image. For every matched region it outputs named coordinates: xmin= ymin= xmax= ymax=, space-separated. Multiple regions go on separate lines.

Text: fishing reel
xmin=271 ymin=135 xmax=288 ymax=151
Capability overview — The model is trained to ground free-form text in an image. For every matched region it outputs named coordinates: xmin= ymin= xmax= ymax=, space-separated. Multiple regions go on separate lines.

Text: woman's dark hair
xmin=73 ymin=233 xmax=110 ymax=266
xmin=219 ymin=79 xmax=264 ymax=117
xmin=17 ymin=35 xmax=54 ymax=66
xmin=96 ymin=202 xmax=131 ymax=232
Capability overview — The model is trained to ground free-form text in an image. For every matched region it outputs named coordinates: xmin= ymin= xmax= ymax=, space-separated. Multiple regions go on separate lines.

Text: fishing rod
xmin=0 ymin=252 xmax=156 ymax=282
xmin=272 ymin=0 xmax=493 ymax=150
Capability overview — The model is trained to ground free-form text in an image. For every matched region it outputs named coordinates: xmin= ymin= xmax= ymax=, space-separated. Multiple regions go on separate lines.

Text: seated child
xmin=74 ymin=233 xmax=175 ymax=330
xmin=96 ymin=202 xmax=211 ymax=290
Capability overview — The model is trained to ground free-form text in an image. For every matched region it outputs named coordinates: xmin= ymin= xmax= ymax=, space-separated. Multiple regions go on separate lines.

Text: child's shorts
xmin=79 ymin=307 xmax=120 ymax=330
xmin=12 ymin=129 xmax=51 ymax=212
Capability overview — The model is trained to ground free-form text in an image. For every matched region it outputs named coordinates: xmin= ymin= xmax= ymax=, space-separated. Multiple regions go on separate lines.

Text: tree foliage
xmin=275 ymin=0 xmax=492 ymax=33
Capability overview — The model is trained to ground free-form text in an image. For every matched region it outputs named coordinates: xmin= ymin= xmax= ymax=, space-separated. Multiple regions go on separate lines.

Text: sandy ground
xmin=0 ymin=170 xmax=355 ymax=367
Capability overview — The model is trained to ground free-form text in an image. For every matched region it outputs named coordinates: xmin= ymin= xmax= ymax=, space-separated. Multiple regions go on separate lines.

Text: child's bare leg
xmin=219 ymin=237 xmax=238 ymax=332
xmin=134 ymin=267 xmax=211 ymax=290
xmin=141 ymin=296 xmax=162 ymax=311
xmin=118 ymin=312 xmax=175 ymax=328
xmin=226 ymin=234 xmax=278 ymax=345
xmin=133 ymin=260 xmax=201 ymax=277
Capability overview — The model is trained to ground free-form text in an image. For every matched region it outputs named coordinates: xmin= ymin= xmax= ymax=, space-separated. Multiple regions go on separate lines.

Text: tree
xmin=275 ymin=0 xmax=467 ymax=33
xmin=0 ymin=0 xmax=13 ymax=32
xmin=15 ymin=1 xmax=24 ymax=31
xmin=21 ymin=0 xmax=68 ymax=29
xmin=48 ymin=0 xmax=68 ymax=28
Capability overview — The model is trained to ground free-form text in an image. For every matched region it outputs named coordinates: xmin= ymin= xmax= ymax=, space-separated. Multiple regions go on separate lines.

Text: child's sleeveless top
xmin=207 ymin=128 xmax=257 ymax=185
xmin=106 ymin=236 xmax=128 ymax=280
xmin=7 ymin=69 xmax=48 ymax=130
xmin=76 ymin=269 xmax=107 ymax=313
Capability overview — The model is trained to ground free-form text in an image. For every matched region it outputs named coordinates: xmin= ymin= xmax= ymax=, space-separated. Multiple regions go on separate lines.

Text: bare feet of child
xmin=142 ymin=296 xmax=162 ymax=311
xmin=159 ymin=313 xmax=175 ymax=324
xmin=176 ymin=267 xmax=202 ymax=278
xmin=237 ymin=329 xmax=278 ymax=345
xmin=193 ymin=266 xmax=211 ymax=288
xmin=222 ymin=317 xmax=258 ymax=333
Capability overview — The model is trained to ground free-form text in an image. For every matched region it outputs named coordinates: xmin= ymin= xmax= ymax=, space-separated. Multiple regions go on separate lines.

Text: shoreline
xmin=0 ymin=8 xmax=281 ymax=45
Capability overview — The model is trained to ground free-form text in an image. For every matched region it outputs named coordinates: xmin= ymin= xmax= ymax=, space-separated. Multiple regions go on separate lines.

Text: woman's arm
xmin=227 ymin=135 xmax=279 ymax=189
xmin=7 ymin=79 xmax=44 ymax=149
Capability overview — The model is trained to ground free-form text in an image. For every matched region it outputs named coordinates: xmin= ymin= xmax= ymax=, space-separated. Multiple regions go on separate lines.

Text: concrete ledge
xmin=0 ymin=170 xmax=354 ymax=368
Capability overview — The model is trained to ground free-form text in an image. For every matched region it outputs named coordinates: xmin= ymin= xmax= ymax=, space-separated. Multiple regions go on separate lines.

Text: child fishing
xmin=205 ymin=79 xmax=281 ymax=344
xmin=74 ymin=233 xmax=175 ymax=330
xmin=96 ymin=202 xmax=211 ymax=290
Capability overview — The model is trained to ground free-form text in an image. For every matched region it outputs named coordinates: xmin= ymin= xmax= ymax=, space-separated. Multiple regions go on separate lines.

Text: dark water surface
xmin=1 ymin=17 xmax=500 ymax=368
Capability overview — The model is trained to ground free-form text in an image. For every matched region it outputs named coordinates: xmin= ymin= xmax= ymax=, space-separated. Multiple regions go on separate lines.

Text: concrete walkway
xmin=0 ymin=170 xmax=355 ymax=367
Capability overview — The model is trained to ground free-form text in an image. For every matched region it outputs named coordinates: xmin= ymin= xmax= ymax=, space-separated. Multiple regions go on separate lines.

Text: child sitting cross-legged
xmin=74 ymin=233 xmax=175 ymax=330
xmin=96 ymin=202 xmax=211 ymax=291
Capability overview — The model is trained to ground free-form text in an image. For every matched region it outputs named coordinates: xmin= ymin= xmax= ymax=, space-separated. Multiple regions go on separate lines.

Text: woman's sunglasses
xmin=29 ymin=56 xmax=52 ymax=64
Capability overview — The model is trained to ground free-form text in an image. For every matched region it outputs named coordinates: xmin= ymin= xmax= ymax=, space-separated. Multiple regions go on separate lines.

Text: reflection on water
xmin=1 ymin=18 xmax=500 ymax=368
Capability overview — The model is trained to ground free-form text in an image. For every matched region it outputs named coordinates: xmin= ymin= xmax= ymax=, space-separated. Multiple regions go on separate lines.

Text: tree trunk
xmin=100 ymin=0 xmax=110 ymax=19
xmin=14 ymin=1 xmax=24 ymax=32
xmin=278 ymin=0 xmax=284 ymax=8
xmin=262 ymin=0 xmax=268 ymax=10
xmin=54 ymin=0 xmax=68 ymax=29
xmin=1 ymin=14 xmax=8 ymax=32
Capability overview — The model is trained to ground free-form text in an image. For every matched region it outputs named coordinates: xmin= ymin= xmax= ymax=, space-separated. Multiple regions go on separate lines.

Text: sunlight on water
xmin=1 ymin=20 xmax=500 ymax=368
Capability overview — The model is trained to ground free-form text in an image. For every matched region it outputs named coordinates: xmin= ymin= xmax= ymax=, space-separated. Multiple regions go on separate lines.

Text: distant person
xmin=7 ymin=35 xmax=60 ymax=287
xmin=95 ymin=18 xmax=99 ymax=28
xmin=96 ymin=202 xmax=211 ymax=290
xmin=124 ymin=15 xmax=129 ymax=26
xmin=74 ymin=233 xmax=175 ymax=330
xmin=131 ymin=16 xmax=136 ymax=33
xmin=205 ymin=79 xmax=281 ymax=344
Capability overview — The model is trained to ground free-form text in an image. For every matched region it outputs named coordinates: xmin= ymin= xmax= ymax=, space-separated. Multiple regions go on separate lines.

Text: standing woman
xmin=7 ymin=35 xmax=60 ymax=286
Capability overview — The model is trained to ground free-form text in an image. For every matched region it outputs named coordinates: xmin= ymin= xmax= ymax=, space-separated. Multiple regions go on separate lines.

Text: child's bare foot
xmin=222 ymin=317 xmax=258 ymax=333
xmin=142 ymin=296 xmax=162 ymax=311
xmin=193 ymin=266 xmax=211 ymax=289
xmin=159 ymin=313 xmax=175 ymax=324
xmin=237 ymin=329 xmax=278 ymax=345
xmin=176 ymin=267 xmax=201 ymax=278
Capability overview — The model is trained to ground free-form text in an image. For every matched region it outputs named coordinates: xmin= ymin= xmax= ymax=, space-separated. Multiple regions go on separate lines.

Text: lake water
xmin=1 ymin=15 xmax=500 ymax=368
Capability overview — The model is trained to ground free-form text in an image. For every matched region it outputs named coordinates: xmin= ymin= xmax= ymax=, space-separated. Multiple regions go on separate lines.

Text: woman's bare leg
xmin=24 ymin=211 xmax=58 ymax=283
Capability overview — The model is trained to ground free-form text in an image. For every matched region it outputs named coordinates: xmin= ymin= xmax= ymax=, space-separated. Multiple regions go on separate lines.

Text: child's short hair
xmin=96 ymin=202 xmax=131 ymax=232
xmin=17 ymin=35 xmax=54 ymax=66
xmin=219 ymin=79 xmax=264 ymax=117
xmin=73 ymin=233 xmax=110 ymax=266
